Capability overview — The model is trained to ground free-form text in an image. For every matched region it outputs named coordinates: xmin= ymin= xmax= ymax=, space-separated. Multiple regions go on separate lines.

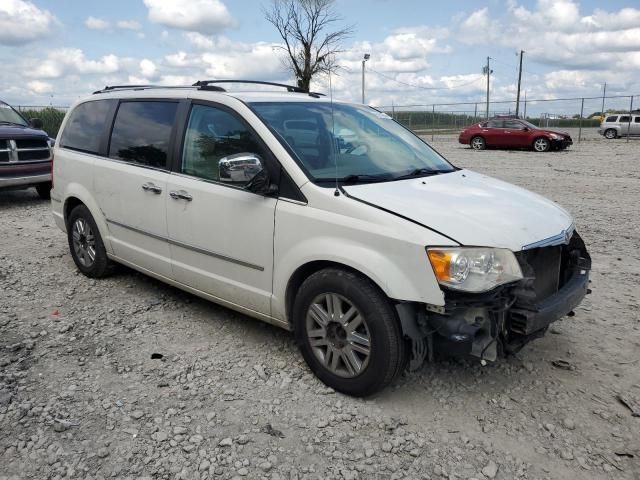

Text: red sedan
xmin=459 ymin=118 xmax=573 ymax=152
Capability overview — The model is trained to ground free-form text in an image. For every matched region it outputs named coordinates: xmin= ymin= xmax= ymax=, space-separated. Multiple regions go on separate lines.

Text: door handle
xmin=141 ymin=182 xmax=162 ymax=194
xmin=169 ymin=190 xmax=193 ymax=201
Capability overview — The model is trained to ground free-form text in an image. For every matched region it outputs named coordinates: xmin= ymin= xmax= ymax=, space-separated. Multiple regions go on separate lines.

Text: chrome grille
xmin=0 ymin=137 xmax=50 ymax=163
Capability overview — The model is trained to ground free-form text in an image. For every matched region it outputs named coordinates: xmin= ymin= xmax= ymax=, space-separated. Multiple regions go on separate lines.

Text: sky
xmin=1 ymin=0 xmax=639 ymax=115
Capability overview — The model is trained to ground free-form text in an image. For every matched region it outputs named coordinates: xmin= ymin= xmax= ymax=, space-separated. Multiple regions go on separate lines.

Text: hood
xmin=0 ymin=124 xmax=48 ymax=138
xmin=538 ymin=128 xmax=570 ymax=137
xmin=343 ymin=170 xmax=573 ymax=251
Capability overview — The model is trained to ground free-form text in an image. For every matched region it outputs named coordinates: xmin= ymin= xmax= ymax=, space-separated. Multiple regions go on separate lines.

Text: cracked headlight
xmin=427 ymin=247 xmax=523 ymax=293
xmin=549 ymin=133 xmax=562 ymax=140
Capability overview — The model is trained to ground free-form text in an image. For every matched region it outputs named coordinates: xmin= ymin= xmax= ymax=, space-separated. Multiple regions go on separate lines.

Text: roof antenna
xmin=327 ymin=61 xmax=340 ymax=197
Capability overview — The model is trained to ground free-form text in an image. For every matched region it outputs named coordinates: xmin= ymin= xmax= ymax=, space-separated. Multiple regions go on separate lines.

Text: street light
xmin=362 ymin=53 xmax=370 ymax=104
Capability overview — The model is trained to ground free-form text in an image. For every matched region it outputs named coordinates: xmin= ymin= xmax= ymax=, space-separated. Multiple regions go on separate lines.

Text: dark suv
xmin=0 ymin=100 xmax=53 ymax=199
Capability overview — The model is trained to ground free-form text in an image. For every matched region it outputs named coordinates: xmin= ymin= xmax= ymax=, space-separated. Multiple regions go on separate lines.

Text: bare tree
xmin=265 ymin=0 xmax=354 ymax=91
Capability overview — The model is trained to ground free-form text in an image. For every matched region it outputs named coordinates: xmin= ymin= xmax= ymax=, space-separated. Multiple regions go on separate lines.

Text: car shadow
xmin=0 ymin=188 xmax=47 ymax=211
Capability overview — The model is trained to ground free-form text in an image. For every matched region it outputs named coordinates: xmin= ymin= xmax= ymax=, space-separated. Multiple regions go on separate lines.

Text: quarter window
xmin=181 ymin=104 xmax=267 ymax=185
xmin=60 ymin=100 xmax=114 ymax=154
xmin=109 ymin=101 xmax=178 ymax=169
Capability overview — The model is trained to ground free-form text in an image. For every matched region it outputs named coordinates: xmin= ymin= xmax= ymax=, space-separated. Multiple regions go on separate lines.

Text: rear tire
xmin=67 ymin=205 xmax=112 ymax=278
xmin=35 ymin=182 xmax=51 ymax=200
xmin=470 ymin=136 xmax=486 ymax=150
xmin=293 ymin=268 xmax=407 ymax=397
xmin=533 ymin=137 xmax=551 ymax=152
xmin=604 ymin=128 xmax=617 ymax=139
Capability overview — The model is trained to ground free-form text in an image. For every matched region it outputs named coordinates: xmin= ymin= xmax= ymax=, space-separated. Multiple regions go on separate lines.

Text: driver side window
xmin=181 ymin=104 xmax=267 ymax=185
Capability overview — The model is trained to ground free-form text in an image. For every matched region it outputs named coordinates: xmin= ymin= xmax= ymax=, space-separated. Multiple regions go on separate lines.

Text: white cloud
xmin=85 ymin=16 xmax=110 ymax=30
xmin=144 ymin=0 xmax=235 ymax=34
xmin=0 ymin=0 xmax=56 ymax=45
xmin=116 ymin=20 xmax=142 ymax=30
xmin=27 ymin=80 xmax=53 ymax=94
xmin=184 ymin=32 xmax=215 ymax=50
xmin=27 ymin=49 xmax=120 ymax=79
xmin=140 ymin=59 xmax=157 ymax=77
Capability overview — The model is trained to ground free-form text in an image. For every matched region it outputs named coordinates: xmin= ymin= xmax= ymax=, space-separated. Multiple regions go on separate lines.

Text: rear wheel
xmin=67 ymin=205 xmax=112 ymax=278
xmin=604 ymin=128 xmax=617 ymax=139
xmin=35 ymin=182 xmax=51 ymax=199
xmin=470 ymin=136 xmax=486 ymax=150
xmin=293 ymin=268 xmax=407 ymax=397
xmin=533 ymin=137 xmax=550 ymax=152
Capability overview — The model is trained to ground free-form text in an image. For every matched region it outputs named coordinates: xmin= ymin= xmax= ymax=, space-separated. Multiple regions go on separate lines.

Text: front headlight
xmin=427 ymin=247 xmax=523 ymax=293
xmin=549 ymin=133 xmax=562 ymax=140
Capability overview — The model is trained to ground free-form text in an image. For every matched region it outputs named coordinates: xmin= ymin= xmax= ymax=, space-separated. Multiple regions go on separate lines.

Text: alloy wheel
xmin=534 ymin=138 xmax=549 ymax=152
xmin=471 ymin=137 xmax=485 ymax=150
xmin=305 ymin=293 xmax=371 ymax=378
xmin=605 ymin=129 xmax=616 ymax=139
xmin=72 ymin=218 xmax=96 ymax=267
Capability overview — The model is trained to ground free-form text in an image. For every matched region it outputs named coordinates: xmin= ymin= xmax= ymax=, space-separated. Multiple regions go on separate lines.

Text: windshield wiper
xmin=393 ymin=168 xmax=449 ymax=181
xmin=0 ymin=121 xmax=26 ymax=127
xmin=315 ymin=174 xmax=392 ymax=185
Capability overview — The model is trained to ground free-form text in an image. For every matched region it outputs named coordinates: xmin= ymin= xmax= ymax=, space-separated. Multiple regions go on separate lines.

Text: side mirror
xmin=219 ymin=153 xmax=264 ymax=184
xmin=29 ymin=118 xmax=44 ymax=129
xmin=522 ymin=127 xmax=529 ymax=131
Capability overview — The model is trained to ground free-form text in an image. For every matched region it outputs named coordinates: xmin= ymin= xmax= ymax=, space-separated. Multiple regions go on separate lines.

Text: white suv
xmin=51 ymin=81 xmax=591 ymax=396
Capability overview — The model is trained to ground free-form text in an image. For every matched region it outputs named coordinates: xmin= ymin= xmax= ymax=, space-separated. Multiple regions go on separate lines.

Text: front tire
xmin=604 ymin=128 xmax=617 ymax=139
xmin=35 ymin=182 xmax=51 ymax=200
xmin=533 ymin=137 xmax=551 ymax=152
xmin=470 ymin=136 xmax=486 ymax=150
xmin=293 ymin=268 xmax=407 ymax=397
xmin=67 ymin=205 xmax=112 ymax=278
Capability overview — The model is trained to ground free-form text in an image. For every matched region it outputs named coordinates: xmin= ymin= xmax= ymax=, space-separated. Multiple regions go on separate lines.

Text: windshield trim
xmin=0 ymin=101 xmax=29 ymax=127
xmin=245 ymin=100 xmax=458 ymax=186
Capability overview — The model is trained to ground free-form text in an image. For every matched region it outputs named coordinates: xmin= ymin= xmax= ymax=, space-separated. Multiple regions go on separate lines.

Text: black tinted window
xmin=109 ymin=101 xmax=177 ymax=169
xmin=60 ymin=100 xmax=114 ymax=154
xmin=182 ymin=104 xmax=267 ymax=184
xmin=618 ymin=116 xmax=630 ymax=123
xmin=605 ymin=116 xmax=618 ymax=122
xmin=635 ymin=117 xmax=640 ymax=123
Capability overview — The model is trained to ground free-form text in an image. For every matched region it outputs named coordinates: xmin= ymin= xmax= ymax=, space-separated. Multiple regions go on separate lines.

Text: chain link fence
xmin=377 ymin=94 xmax=637 ymax=143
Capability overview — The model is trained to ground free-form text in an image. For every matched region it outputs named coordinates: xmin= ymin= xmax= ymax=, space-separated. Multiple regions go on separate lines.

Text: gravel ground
xmin=1 ymin=137 xmax=639 ymax=480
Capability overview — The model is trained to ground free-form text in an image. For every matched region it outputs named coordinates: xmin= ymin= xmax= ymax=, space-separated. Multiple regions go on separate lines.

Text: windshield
xmin=0 ymin=102 xmax=28 ymax=126
xmin=249 ymin=102 xmax=455 ymax=183
xmin=519 ymin=119 xmax=538 ymax=129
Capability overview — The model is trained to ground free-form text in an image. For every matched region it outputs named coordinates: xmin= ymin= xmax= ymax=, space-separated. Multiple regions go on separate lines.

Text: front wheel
xmin=604 ymin=129 xmax=617 ymax=139
xmin=293 ymin=268 xmax=407 ymax=397
xmin=533 ymin=137 xmax=551 ymax=152
xmin=470 ymin=136 xmax=486 ymax=150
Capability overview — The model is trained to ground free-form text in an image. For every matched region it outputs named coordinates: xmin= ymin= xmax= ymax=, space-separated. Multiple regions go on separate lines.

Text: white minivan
xmin=51 ymin=81 xmax=591 ymax=396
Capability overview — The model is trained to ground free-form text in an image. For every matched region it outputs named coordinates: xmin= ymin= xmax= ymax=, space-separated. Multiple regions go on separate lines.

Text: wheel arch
xmin=284 ymin=260 xmax=394 ymax=330
xmin=61 ymin=184 xmax=113 ymax=254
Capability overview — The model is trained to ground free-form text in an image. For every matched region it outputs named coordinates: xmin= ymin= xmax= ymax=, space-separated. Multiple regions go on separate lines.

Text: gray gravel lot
xmin=1 ymin=136 xmax=639 ymax=480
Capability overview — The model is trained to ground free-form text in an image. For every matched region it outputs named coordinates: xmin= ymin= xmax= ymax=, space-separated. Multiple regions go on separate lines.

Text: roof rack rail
xmin=193 ymin=79 xmax=325 ymax=96
xmin=92 ymin=85 xmax=196 ymax=94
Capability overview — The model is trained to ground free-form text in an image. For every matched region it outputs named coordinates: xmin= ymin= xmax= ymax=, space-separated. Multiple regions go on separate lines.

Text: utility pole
xmin=361 ymin=53 xmax=370 ymax=104
xmin=601 ymin=82 xmax=607 ymax=117
xmin=515 ymin=50 xmax=524 ymax=118
xmin=483 ymin=56 xmax=492 ymax=119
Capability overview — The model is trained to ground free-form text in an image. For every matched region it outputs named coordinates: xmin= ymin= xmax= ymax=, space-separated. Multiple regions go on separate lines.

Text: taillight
xmin=50 ymin=148 xmax=54 ymax=189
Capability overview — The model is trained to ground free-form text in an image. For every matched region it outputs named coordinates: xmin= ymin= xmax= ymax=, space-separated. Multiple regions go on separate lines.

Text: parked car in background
xmin=51 ymin=81 xmax=591 ymax=396
xmin=0 ymin=100 xmax=53 ymax=199
xmin=598 ymin=112 xmax=640 ymax=139
xmin=459 ymin=117 xmax=573 ymax=152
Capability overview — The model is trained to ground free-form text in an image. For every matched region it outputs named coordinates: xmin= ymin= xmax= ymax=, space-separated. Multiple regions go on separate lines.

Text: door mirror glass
xmin=219 ymin=153 xmax=263 ymax=184
xmin=522 ymin=126 xmax=529 ymax=131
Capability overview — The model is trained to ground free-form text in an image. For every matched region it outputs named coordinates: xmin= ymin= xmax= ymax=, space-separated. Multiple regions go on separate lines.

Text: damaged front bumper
xmin=400 ymin=232 xmax=591 ymax=367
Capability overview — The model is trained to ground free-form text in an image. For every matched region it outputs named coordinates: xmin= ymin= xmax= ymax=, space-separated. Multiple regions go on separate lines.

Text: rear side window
xmin=618 ymin=116 xmax=630 ymax=123
xmin=60 ymin=100 xmax=114 ymax=154
xmin=635 ymin=117 xmax=640 ymax=123
xmin=487 ymin=120 xmax=503 ymax=128
xmin=109 ymin=101 xmax=178 ymax=169
xmin=605 ymin=116 xmax=618 ymax=122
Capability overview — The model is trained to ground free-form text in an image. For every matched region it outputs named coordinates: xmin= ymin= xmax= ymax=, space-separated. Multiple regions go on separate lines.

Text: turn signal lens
xmin=427 ymin=250 xmax=452 ymax=282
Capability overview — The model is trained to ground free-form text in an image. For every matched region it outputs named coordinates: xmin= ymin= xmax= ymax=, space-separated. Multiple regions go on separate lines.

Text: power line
xmin=368 ymin=68 xmax=483 ymax=91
